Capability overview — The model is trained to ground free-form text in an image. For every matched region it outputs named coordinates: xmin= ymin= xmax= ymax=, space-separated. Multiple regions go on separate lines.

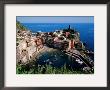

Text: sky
xmin=16 ymin=16 xmax=94 ymax=23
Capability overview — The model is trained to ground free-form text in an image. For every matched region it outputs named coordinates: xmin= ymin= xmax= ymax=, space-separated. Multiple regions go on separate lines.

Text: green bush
xmin=16 ymin=63 xmax=93 ymax=74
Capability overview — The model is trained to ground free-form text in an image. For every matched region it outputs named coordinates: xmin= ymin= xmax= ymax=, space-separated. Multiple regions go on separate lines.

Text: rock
xmin=16 ymin=38 xmax=37 ymax=64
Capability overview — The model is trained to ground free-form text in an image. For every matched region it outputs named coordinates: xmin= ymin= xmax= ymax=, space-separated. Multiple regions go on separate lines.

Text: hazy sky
xmin=17 ymin=16 xmax=94 ymax=23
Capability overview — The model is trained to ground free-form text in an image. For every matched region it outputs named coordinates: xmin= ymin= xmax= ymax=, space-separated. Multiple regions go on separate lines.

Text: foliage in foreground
xmin=16 ymin=63 xmax=93 ymax=74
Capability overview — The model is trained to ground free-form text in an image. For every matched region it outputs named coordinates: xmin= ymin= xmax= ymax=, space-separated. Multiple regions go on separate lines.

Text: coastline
xmin=16 ymin=21 xmax=94 ymax=74
xmin=22 ymin=23 xmax=94 ymax=51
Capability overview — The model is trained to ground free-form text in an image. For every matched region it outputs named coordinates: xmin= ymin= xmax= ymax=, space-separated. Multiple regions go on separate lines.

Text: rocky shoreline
xmin=16 ymin=21 xmax=94 ymax=73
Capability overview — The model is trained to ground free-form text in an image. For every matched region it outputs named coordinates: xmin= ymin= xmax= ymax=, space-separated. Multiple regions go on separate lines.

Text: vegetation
xmin=16 ymin=63 xmax=93 ymax=74
xmin=16 ymin=21 xmax=27 ymax=30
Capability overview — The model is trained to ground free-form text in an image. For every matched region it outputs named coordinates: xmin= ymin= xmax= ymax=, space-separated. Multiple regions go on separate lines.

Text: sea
xmin=22 ymin=23 xmax=94 ymax=51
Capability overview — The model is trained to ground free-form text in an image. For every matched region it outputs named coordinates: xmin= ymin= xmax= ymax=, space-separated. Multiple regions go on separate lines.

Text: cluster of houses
xmin=16 ymin=25 xmax=87 ymax=65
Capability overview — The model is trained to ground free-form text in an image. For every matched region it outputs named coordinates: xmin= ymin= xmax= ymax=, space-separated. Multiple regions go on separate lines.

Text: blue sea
xmin=22 ymin=23 xmax=94 ymax=51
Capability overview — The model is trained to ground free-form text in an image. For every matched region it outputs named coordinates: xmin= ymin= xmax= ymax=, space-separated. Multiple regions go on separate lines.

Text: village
xmin=16 ymin=21 xmax=94 ymax=74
